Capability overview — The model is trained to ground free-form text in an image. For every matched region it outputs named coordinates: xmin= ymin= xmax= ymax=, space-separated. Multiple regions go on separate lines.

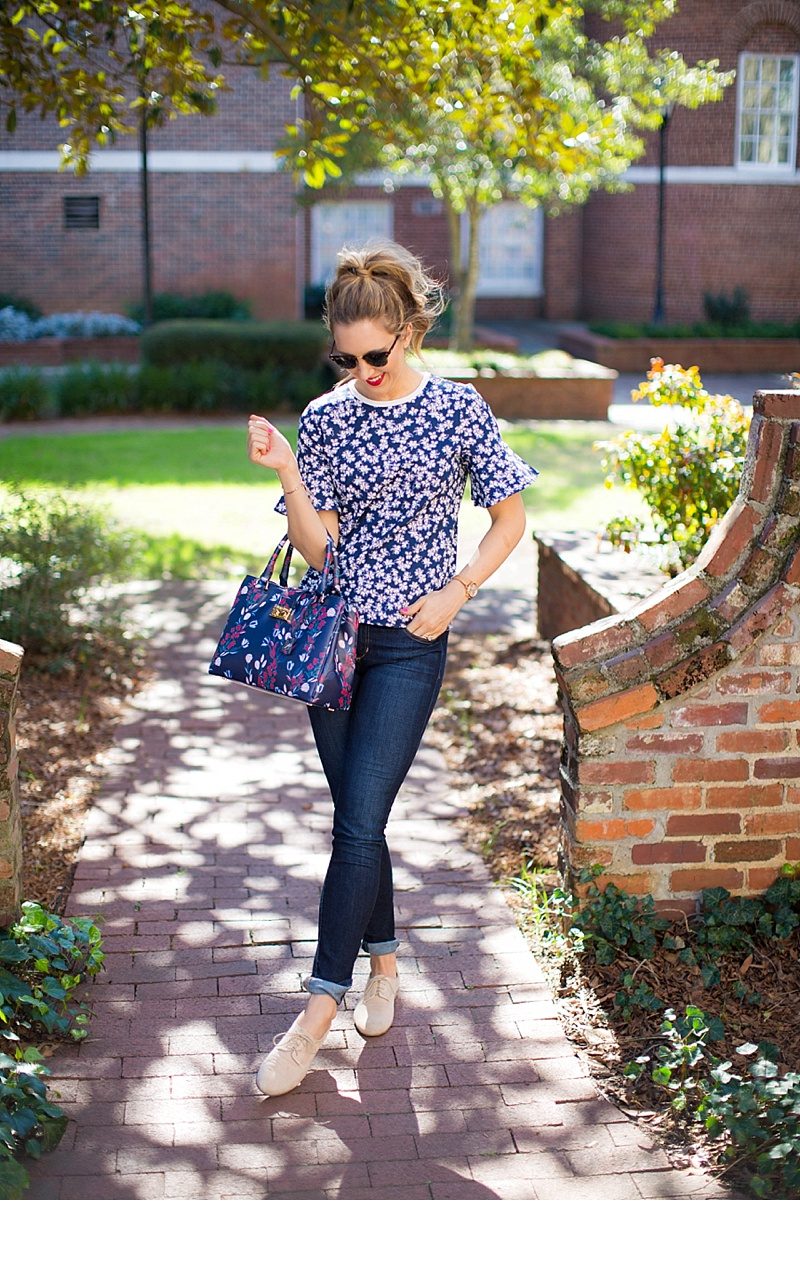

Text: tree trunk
xmin=444 ymin=196 xmax=481 ymax=351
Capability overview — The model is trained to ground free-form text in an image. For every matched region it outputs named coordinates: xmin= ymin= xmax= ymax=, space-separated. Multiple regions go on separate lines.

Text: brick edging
xmin=0 ymin=638 xmax=25 ymax=924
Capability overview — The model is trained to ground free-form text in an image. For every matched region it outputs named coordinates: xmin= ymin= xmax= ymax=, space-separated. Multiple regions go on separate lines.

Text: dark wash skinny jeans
xmin=305 ymin=622 xmax=449 ymax=1003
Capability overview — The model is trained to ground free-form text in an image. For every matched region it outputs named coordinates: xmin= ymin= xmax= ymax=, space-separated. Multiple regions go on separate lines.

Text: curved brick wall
xmin=552 ymin=390 xmax=800 ymax=914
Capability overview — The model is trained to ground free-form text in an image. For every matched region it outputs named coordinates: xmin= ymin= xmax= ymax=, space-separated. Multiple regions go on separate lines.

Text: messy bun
xmin=324 ymin=239 xmax=446 ymax=358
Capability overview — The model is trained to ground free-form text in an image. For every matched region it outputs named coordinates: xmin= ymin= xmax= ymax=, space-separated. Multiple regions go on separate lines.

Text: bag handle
xmin=261 ymin=533 xmax=341 ymax=595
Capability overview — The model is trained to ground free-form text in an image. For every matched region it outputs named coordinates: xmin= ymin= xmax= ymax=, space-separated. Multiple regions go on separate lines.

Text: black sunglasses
xmin=329 ymin=332 xmax=401 ymax=370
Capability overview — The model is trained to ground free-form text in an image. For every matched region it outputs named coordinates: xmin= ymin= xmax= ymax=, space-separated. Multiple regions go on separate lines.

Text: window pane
xmin=472 ymin=203 xmax=542 ymax=296
xmin=757 ymin=135 xmax=774 ymax=163
xmin=738 ymin=53 xmax=796 ymax=167
xmin=310 ymin=202 xmax=392 ymax=285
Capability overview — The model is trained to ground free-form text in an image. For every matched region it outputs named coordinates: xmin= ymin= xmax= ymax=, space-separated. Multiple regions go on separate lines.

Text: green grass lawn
xmin=0 ymin=418 xmax=649 ymax=577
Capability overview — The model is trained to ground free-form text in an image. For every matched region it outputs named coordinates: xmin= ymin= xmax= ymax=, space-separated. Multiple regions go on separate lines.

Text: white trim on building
xmin=0 ymin=150 xmax=282 ymax=172
xmin=2 ymin=153 xmax=798 ymax=184
xmin=623 ymin=165 xmax=800 ymax=183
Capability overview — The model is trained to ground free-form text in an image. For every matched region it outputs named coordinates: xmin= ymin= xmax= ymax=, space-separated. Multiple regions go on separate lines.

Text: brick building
xmin=1 ymin=0 xmax=798 ymax=326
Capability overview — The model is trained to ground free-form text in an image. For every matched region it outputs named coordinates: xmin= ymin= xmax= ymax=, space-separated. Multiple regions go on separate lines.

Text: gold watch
xmin=454 ymin=574 xmax=479 ymax=600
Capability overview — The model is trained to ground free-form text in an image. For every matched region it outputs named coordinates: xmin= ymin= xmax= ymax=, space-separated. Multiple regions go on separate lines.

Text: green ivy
xmin=0 ymin=1049 xmax=67 ymax=1200
xmin=700 ymin=1046 xmax=800 ymax=1199
xmin=613 ymin=973 xmax=664 ymax=1021
xmin=571 ymin=869 xmax=669 ymax=966
xmin=0 ymin=901 xmax=105 ymax=1198
xmin=626 ymin=1016 xmax=799 ymax=1197
xmin=0 ymin=902 xmax=104 ymax=1044
xmin=624 ymin=1005 xmax=725 ymax=1114
xmin=695 ymin=876 xmax=800 ymax=957
xmin=523 ymin=864 xmax=800 ymax=1196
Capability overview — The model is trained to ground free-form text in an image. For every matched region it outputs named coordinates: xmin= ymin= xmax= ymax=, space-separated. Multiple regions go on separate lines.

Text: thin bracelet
xmin=282 ymin=479 xmax=308 ymax=498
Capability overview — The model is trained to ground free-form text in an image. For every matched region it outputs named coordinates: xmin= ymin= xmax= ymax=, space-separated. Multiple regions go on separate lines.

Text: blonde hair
xmin=323 ymin=239 xmax=446 ymax=358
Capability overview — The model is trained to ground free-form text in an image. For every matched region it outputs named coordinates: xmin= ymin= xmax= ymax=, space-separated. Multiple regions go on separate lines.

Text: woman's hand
xmin=402 ymin=582 xmax=465 ymax=640
xmin=247 ymin=414 xmax=297 ymax=477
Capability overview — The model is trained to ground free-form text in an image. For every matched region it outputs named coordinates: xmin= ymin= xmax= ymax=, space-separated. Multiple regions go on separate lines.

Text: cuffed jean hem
xmin=362 ymin=939 xmax=400 ymax=956
xmin=304 ymin=975 xmax=350 ymax=1005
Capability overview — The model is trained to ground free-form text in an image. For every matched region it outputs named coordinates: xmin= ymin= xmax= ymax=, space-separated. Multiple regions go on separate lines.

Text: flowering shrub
xmin=0 ymin=308 xmax=35 ymax=342
xmin=31 ymin=312 xmax=140 ymax=338
xmin=0 ymin=308 xmax=140 ymax=341
xmin=596 ymin=359 xmax=748 ymax=570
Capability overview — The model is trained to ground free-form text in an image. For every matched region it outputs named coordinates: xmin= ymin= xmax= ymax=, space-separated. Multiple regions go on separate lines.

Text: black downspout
xmin=140 ymin=104 xmax=153 ymax=328
xmin=652 ymin=106 xmax=674 ymax=326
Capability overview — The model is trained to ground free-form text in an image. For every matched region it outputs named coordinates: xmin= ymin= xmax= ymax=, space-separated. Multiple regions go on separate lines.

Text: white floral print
xmin=274 ymin=372 xmax=539 ymax=626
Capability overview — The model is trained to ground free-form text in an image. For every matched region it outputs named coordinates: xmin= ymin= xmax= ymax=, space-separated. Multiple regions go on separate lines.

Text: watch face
xmin=467 ymin=582 xmax=478 ymax=598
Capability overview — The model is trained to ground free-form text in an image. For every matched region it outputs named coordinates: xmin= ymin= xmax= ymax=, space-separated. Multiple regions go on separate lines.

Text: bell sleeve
xmin=459 ymin=386 xmax=539 ymax=508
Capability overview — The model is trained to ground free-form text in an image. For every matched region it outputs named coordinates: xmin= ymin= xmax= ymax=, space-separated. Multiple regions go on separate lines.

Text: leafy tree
xmin=0 ymin=2 xmax=222 ymax=169
xmin=239 ymin=1 xmax=733 ymax=346
xmin=1 ymin=3 xmax=734 ymax=345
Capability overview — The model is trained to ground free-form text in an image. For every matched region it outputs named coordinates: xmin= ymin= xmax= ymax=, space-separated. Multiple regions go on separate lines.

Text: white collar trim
xmin=349 ymin=371 xmax=431 ymax=407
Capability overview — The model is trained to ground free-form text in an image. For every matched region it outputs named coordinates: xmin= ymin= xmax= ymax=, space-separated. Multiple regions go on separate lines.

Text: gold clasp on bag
xmin=270 ymin=604 xmax=294 ymax=622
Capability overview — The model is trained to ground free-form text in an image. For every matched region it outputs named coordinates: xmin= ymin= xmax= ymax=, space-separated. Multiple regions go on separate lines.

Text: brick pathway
xmin=26 ymin=576 xmax=728 ymax=1200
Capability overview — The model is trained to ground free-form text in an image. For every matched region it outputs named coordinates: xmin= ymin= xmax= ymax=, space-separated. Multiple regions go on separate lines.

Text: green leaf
xmin=769 ymin=1142 xmax=794 ymax=1159
xmin=0 ymin=1155 xmax=29 ymax=1200
xmin=38 ymin=1113 xmax=67 ymax=1152
xmin=5 ymin=108 xmax=16 ymax=134
xmin=736 ymin=1042 xmax=759 ymax=1057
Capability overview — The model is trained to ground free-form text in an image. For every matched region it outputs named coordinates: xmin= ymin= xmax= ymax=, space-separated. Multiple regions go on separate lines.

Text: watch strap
xmin=454 ymin=574 xmax=478 ymax=599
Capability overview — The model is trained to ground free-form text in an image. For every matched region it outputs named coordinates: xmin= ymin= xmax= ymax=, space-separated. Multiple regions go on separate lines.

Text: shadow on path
xmin=24 ymin=579 xmax=728 ymax=1200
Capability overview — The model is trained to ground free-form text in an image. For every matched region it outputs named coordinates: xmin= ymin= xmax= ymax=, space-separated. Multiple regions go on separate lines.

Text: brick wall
xmin=0 ymin=640 xmax=24 ymax=927
xmin=579 ymin=0 xmax=800 ymax=323
xmin=580 ymin=184 xmax=800 ymax=325
xmin=542 ymin=208 xmax=584 ymax=322
xmin=1 ymin=1 xmax=796 ymax=325
xmin=0 ymin=51 xmax=302 ymax=319
xmin=535 ymin=533 xmax=666 ymax=641
xmin=552 ymin=389 xmax=800 ymax=914
xmin=0 ymin=171 xmax=301 ymax=319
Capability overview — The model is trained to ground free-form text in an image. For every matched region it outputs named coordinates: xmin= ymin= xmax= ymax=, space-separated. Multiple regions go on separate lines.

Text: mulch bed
xmin=15 ymin=635 xmax=148 ymax=914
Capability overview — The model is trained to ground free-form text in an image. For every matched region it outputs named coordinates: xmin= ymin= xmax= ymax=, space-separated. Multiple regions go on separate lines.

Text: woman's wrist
xmin=449 ymin=575 xmax=478 ymax=602
xmin=443 ymin=580 xmax=467 ymax=607
xmin=278 ymin=462 xmax=302 ymax=489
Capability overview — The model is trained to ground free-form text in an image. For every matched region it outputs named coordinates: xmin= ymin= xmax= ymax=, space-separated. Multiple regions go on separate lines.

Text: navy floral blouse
xmin=274 ymin=371 xmax=539 ymax=626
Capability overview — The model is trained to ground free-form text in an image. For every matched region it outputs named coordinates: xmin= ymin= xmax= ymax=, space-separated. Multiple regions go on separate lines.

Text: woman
xmin=247 ymin=240 xmax=538 ymax=1096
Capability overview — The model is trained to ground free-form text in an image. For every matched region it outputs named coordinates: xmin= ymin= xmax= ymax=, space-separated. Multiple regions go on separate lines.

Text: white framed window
xmin=736 ymin=52 xmax=799 ymax=170
xmin=465 ymin=202 xmax=544 ymax=297
xmin=310 ymin=201 xmax=392 ymax=285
